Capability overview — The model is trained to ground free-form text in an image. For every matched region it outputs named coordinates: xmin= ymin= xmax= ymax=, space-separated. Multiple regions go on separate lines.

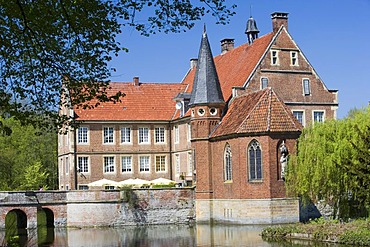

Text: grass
xmin=261 ymin=218 xmax=370 ymax=246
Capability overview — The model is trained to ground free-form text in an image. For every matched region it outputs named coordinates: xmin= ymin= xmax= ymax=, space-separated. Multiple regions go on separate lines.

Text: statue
xmin=280 ymin=141 xmax=288 ymax=180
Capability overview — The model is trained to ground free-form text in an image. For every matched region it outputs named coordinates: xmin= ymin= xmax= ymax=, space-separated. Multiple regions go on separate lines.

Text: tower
xmin=189 ymin=27 xmax=225 ymax=202
xmin=245 ymin=16 xmax=259 ymax=44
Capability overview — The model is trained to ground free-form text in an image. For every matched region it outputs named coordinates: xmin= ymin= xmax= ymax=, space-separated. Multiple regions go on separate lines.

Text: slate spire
xmin=189 ymin=27 xmax=224 ymax=106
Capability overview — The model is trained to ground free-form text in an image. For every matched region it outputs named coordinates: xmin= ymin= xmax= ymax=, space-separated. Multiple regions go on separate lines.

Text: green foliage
xmin=286 ymin=106 xmax=370 ymax=219
xmin=0 ymin=0 xmax=236 ymax=129
xmin=151 ymin=183 xmax=176 ymax=188
xmin=0 ymin=117 xmax=57 ymax=190
xmin=262 ymin=218 xmax=370 ymax=245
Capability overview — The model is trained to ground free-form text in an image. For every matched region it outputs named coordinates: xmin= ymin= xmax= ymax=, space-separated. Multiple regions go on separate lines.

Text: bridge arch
xmin=6 ymin=209 xmax=27 ymax=229
xmin=39 ymin=207 xmax=55 ymax=228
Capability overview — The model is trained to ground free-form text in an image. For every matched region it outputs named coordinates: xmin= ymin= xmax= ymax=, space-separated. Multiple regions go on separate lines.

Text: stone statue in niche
xmin=280 ymin=141 xmax=288 ymax=180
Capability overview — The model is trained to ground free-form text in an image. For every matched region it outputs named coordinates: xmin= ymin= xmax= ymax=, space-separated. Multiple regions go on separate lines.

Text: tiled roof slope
xmin=211 ymin=88 xmax=302 ymax=138
xmin=75 ymin=82 xmax=186 ymax=121
xmin=182 ymin=32 xmax=274 ymax=101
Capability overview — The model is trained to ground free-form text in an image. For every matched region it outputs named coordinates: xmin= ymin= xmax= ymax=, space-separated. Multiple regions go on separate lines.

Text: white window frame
xmin=154 ymin=127 xmax=166 ymax=144
xmin=121 ymin=156 xmax=133 ymax=173
xmin=292 ymin=110 xmax=305 ymax=127
xmin=302 ymin=78 xmax=311 ymax=96
xmin=187 ymin=124 xmax=191 ymax=141
xmin=103 ymin=156 xmax=115 ymax=173
xmin=138 ymin=127 xmax=150 ymax=144
xmin=103 ymin=126 xmax=115 ymax=144
xmin=139 ymin=156 xmax=150 ymax=173
xmin=155 ymin=155 xmax=167 ymax=173
xmin=77 ymin=126 xmax=89 ymax=144
xmin=174 ymin=125 xmax=179 ymax=144
xmin=65 ymin=157 xmax=69 ymax=175
xmin=290 ymin=51 xmax=299 ymax=66
xmin=261 ymin=77 xmax=268 ymax=89
xmin=187 ymin=152 xmax=193 ymax=176
xmin=271 ymin=50 xmax=279 ymax=65
xmin=175 ymin=154 xmax=180 ymax=175
xmin=77 ymin=156 xmax=89 ymax=173
xmin=313 ymin=110 xmax=325 ymax=123
xmin=120 ymin=126 xmax=132 ymax=144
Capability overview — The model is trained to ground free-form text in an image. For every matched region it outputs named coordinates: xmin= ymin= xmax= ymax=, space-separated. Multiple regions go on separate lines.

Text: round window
xmin=209 ymin=108 xmax=217 ymax=116
xmin=198 ymin=108 xmax=205 ymax=116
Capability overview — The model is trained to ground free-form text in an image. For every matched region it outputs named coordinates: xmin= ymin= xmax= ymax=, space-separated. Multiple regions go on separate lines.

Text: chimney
xmin=271 ymin=12 xmax=288 ymax=33
xmin=190 ymin=58 xmax=198 ymax=69
xmin=133 ymin=76 xmax=139 ymax=86
xmin=220 ymin=38 xmax=235 ymax=54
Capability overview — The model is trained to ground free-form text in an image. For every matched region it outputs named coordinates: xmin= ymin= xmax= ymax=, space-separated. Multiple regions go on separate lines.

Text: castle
xmin=58 ymin=12 xmax=338 ymax=224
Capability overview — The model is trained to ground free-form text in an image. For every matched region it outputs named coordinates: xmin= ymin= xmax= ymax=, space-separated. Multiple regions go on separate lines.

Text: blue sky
xmin=108 ymin=0 xmax=370 ymax=119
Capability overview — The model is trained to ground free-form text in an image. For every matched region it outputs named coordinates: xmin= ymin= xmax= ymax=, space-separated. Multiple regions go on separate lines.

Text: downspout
xmin=73 ymin=118 xmax=78 ymax=190
xmin=168 ymin=122 xmax=173 ymax=180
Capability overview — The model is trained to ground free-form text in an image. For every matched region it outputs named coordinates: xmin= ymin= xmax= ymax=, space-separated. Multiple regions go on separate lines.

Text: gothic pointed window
xmin=224 ymin=144 xmax=232 ymax=181
xmin=248 ymin=140 xmax=262 ymax=181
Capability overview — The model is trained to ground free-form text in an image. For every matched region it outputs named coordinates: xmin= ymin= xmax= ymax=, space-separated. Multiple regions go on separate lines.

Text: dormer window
xmin=290 ymin=51 xmax=298 ymax=66
xmin=303 ymin=79 xmax=311 ymax=96
xmin=271 ymin=50 xmax=279 ymax=65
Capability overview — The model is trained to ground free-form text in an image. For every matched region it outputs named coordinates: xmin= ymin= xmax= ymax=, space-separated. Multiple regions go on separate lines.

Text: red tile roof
xmin=182 ymin=33 xmax=274 ymax=101
xmin=211 ymin=88 xmax=302 ymax=138
xmin=75 ymin=82 xmax=186 ymax=121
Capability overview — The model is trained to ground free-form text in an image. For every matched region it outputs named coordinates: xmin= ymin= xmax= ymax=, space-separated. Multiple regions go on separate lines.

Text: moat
xmin=1 ymin=224 xmax=349 ymax=247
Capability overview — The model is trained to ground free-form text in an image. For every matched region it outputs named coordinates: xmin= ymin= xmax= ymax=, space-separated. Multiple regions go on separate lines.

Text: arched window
xmin=224 ymin=144 xmax=232 ymax=181
xmin=248 ymin=140 xmax=262 ymax=180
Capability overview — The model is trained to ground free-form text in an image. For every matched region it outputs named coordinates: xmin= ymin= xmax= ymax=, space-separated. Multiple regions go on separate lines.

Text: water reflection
xmin=1 ymin=224 xmax=347 ymax=247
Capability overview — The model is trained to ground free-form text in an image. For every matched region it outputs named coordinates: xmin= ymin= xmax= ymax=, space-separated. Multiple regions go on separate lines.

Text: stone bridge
xmin=0 ymin=189 xmax=195 ymax=230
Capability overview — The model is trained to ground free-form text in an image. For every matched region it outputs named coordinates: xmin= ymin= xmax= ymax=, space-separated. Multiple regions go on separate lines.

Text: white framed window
xmin=120 ymin=127 xmax=131 ymax=144
xmin=313 ymin=111 xmax=325 ymax=123
xmin=188 ymin=152 xmax=193 ymax=175
xmin=290 ymin=51 xmax=298 ymax=66
xmin=303 ymin=78 xmax=311 ymax=96
xmin=155 ymin=127 xmax=165 ymax=143
xmin=77 ymin=126 xmax=89 ymax=144
xmin=138 ymin=127 xmax=150 ymax=144
xmin=271 ymin=50 xmax=279 ymax=65
xmin=175 ymin=154 xmax=180 ymax=175
xmin=187 ymin=124 xmax=191 ymax=141
xmin=103 ymin=156 xmax=115 ymax=173
xmin=103 ymin=127 xmax=114 ymax=144
xmin=292 ymin=110 xmax=305 ymax=126
xmin=139 ymin=156 xmax=150 ymax=172
xmin=197 ymin=108 xmax=205 ymax=116
xmin=224 ymin=144 xmax=232 ymax=181
xmin=209 ymin=108 xmax=217 ymax=116
xmin=155 ymin=155 xmax=166 ymax=172
xmin=174 ymin=126 xmax=179 ymax=144
xmin=104 ymin=185 xmax=115 ymax=190
xmin=261 ymin=77 xmax=268 ymax=89
xmin=65 ymin=157 xmax=69 ymax=175
xmin=121 ymin=156 xmax=132 ymax=173
xmin=78 ymin=156 xmax=89 ymax=173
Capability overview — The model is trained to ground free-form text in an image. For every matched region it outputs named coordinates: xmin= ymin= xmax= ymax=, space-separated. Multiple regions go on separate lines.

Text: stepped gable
xmin=182 ymin=32 xmax=274 ymax=101
xmin=74 ymin=82 xmax=186 ymax=121
xmin=211 ymin=87 xmax=302 ymax=138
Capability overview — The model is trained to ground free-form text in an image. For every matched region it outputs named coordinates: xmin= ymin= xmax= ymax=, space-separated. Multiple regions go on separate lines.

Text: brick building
xmin=58 ymin=12 xmax=338 ymax=223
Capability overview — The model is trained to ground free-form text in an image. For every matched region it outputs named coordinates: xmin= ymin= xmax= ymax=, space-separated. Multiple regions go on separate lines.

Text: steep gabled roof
xmin=182 ymin=32 xmax=275 ymax=101
xmin=189 ymin=29 xmax=224 ymax=106
xmin=211 ymin=88 xmax=302 ymax=138
xmin=74 ymin=82 xmax=186 ymax=121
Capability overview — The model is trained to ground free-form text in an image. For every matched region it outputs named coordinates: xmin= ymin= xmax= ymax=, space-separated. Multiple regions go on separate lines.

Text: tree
xmin=286 ymin=106 xmax=370 ymax=219
xmin=0 ymin=117 xmax=57 ymax=190
xmin=0 ymin=0 xmax=236 ymax=130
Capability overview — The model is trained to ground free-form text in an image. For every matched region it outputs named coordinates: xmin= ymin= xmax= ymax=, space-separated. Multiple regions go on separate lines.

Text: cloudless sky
xmin=108 ymin=0 xmax=370 ymax=119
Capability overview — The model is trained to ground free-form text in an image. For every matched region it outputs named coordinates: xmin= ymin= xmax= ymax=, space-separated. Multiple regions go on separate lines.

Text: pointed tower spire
xmin=189 ymin=27 xmax=224 ymax=106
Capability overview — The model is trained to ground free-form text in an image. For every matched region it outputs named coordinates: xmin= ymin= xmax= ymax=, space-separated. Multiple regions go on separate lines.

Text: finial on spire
xmin=203 ymin=23 xmax=206 ymax=33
